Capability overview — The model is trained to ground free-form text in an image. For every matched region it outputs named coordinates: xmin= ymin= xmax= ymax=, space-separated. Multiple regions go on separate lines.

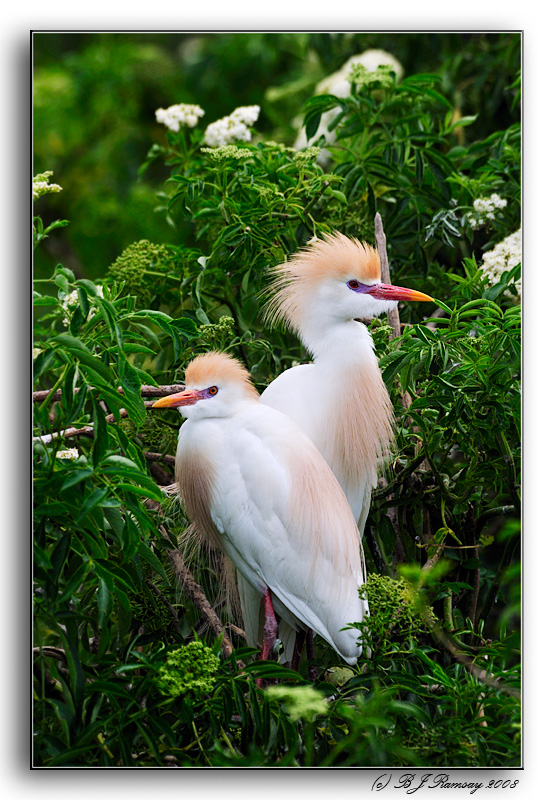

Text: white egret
xmin=153 ymin=352 xmax=367 ymax=668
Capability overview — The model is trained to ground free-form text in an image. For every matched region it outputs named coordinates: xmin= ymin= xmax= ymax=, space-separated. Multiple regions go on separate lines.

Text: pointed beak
xmin=152 ymin=389 xmax=202 ymax=408
xmin=365 ymin=283 xmax=434 ymax=302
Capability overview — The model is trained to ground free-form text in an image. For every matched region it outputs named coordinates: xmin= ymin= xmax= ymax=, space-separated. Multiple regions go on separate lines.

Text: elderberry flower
xmin=204 ymin=105 xmax=260 ymax=148
xmin=155 ymin=103 xmax=205 ymax=132
xmin=466 ymin=193 xmax=508 ymax=229
xmin=479 ymin=228 xmax=522 ymax=302
xmin=33 ymin=171 xmax=62 ymax=200
xmin=56 ymin=448 xmax=79 ymax=460
xmin=293 ymin=146 xmax=322 ymax=166
xmin=200 ymin=145 xmax=253 ymax=161
xmin=61 ymin=285 xmax=104 ymax=326
xmin=230 ymin=105 xmax=261 ymax=126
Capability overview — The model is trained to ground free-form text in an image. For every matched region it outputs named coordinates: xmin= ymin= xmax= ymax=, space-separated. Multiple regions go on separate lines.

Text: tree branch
xmin=146 ymin=500 xmax=233 ymax=659
xmin=374 ymin=212 xmax=401 ymax=339
xmin=144 ymin=452 xmax=176 ymax=466
xmin=33 ymin=384 xmax=187 ymax=403
xmin=375 ymin=212 xmax=412 ymax=411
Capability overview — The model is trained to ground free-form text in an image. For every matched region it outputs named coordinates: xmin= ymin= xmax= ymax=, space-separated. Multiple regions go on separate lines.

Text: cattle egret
xmin=153 ymin=352 xmax=367 ymax=667
xmin=227 ymin=232 xmax=432 ymax=660
xmin=262 ymin=231 xmax=433 ymax=531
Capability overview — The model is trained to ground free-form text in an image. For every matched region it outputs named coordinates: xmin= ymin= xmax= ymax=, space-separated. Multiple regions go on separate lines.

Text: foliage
xmin=33 ymin=33 xmax=520 ymax=768
xmin=357 ymin=574 xmax=432 ymax=660
xmin=157 ymin=641 xmax=221 ymax=699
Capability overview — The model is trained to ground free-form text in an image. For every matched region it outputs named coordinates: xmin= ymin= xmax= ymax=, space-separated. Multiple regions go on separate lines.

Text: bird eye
xmin=347 ymin=279 xmax=360 ymax=290
xmin=208 ymin=386 xmax=218 ymax=396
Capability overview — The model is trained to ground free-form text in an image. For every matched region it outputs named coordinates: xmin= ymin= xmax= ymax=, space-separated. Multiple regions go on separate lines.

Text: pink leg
xmin=260 ymin=587 xmax=279 ymax=662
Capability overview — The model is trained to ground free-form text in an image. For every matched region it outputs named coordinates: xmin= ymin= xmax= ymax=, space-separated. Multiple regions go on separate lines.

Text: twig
xmin=371 ymin=453 xmax=426 ymax=502
xmin=418 ymin=543 xmax=446 ymax=590
xmin=148 ymin=460 xmax=174 ymax=488
xmin=32 ymin=384 xmax=187 ymax=403
xmin=477 ymin=531 xmax=521 ymax=634
xmin=143 ymin=452 xmax=176 ymax=466
xmin=475 ymin=505 xmax=516 ymax=534
xmin=375 ymin=212 xmax=412 ymax=412
xmin=374 ymin=212 xmax=401 ymax=339
xmin=33 ymin=401 xmax=158 ymax=443
xmin=146 ymin=500 xmax=233 ymax=658
xmin=421 ymin=606 xmax=520 ymax=699
xmin=364 ymin=521 xmax=390 ymax=576
xmin=33 ymin=646 xmax=66 ymax=661
xmin=226 ymin=623 xmax=247 ymax=640
xmin=33 ymin=425 xmax=94 ymax=443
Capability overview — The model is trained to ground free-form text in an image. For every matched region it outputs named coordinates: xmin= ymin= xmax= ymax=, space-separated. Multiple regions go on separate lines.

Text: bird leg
xmin=256 ymin=588 xmax=279 ymax=688
xmin=260 ymin=587 xmax=279 ymax=662
xmin=291 ymin=629 xmax=307 ymax=673
xmin=306 ymin=629 xmax=318 ymax=682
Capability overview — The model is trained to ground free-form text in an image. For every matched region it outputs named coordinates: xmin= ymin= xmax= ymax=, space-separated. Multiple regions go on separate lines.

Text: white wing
xmin=206 ymin=405 xmax=367 ymax=665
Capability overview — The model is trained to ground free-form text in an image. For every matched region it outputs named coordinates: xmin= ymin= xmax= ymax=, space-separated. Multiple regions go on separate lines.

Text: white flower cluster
xmin=204 ymin=105 xmax=260 ymax=148
xmin=480 ymin=228 xmax=522 ymax=302
xmin=33 ymin=171 xmax=62 ymax=200
xmin=61 ymin=285 xmax=104 ymax=326
xmin=467 ymin=194 xmax=507 ymax=229
xmin=56 ymin=448 xmax=79 ymax=461
xmin=155 ymin=103 xmax=205 ymax=132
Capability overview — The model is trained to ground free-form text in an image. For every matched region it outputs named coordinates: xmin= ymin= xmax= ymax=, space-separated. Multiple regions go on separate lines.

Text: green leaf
xmin=50 ymin=532 xmax=71 ymax=583
xmin=449 ymin=114 xmax=478 ymax=131
xmin=102 ymin=454 xmax=143 ymax=470
xmin=52 ymin=334 xmax=113 ymax=383
xmin=97 ymin=577 xmax=112 ymax=627
xmin=381 ymin=351 xmax=413 ymax=384
xmin=57 ymin=561 xmax=93 ymax=604
xmin=118 ymin=482 xmax=164 ymax=502
xmin=75 ymin=279 xmax=100 ymax=297
xmin=137 ymin=541 xmax=170 ymax=584
xmin=76 ymin=487 xmax=109 ymax=523
xmin=58 ymin=627 xmax=85 ymax=713
xmin=93 ymin=559 xmax=136 ymax=592
xmin=119 ymin=358 xmax=142 ymax=394
xmin=33 ymin=294 xmax=58 ymax=307
xmin=85 ymin=680 xmax=138 ymax=701
xmin=34 ymin=541 xmax=52 ymax=570
xmin=91 ymin=397 xmax=109 ymax=467
xmin=60 ymin=468 xmax=94 ymax=491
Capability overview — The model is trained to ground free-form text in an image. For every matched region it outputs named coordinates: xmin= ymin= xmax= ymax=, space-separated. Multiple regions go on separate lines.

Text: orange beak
xmin=152 ymin=389 xmax=202 ymax=408
xmin=364 ymin=283 xmax=434 ymax=302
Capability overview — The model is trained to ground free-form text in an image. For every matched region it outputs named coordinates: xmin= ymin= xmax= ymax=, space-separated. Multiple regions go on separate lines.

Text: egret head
xmin=264 ymin=231 xmax=433 ymax=336
xmin=152 ymin=352 xmax=258 ymax=419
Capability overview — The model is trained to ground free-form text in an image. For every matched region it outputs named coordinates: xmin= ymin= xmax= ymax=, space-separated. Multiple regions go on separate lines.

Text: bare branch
xmin=33 ymin=401 xmax=159 ymax=443
xmin=143 ymin=452 xmax=176 ymax=466
xmin=146 ymin=500 xmax=234 ymax=659
xmin=33 ymin=384 xmax=186 ymax=403
xmin=374 ymin=212 xmax=401 ymax=339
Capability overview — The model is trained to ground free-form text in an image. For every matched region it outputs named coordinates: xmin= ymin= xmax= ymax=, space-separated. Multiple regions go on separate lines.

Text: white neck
xmin=300 ymin=318 xmax=376 ymax=366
